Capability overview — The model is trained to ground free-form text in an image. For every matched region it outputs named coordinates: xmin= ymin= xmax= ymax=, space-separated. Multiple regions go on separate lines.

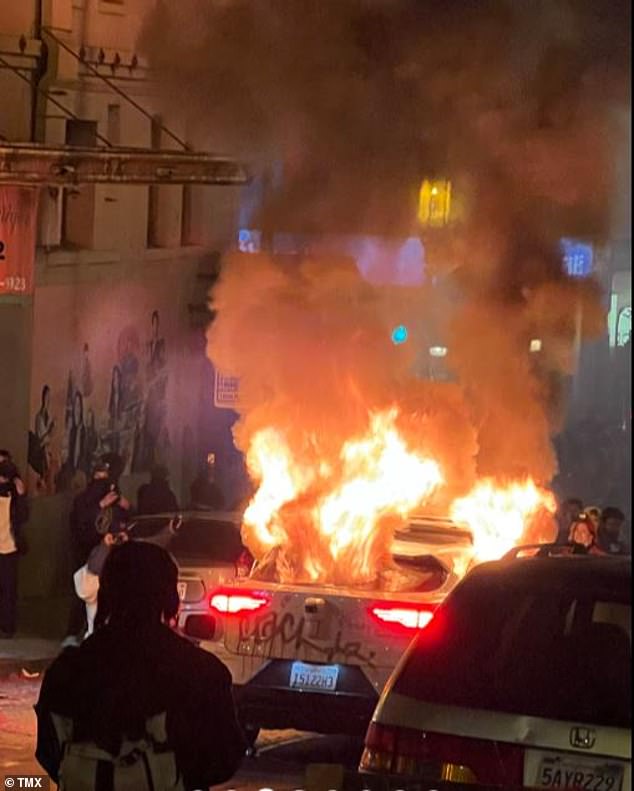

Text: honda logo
xmin=570 ymin=726 xmax=596 ymax=749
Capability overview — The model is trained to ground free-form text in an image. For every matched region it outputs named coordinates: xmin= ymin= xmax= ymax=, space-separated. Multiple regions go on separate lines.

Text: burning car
xmin=174 ymin=513 xmax=474 ymax=744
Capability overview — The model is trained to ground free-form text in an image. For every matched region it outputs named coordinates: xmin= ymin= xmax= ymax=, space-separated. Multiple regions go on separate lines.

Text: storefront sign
xmin=0 ymin=185 xmax=38 ymax=295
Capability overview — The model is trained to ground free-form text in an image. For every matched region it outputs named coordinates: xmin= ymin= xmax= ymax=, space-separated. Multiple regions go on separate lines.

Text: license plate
xmin=289 ymin=661 xmax=339 ymax=692
xmin=177 ymin=582 xmax=187 ymax=601
xmin=533 ymin=753 xmax=624 ymax=791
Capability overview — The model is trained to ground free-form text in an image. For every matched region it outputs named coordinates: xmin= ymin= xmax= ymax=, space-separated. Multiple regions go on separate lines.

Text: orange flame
xmin=242 ymin=408 xmax=444 ymax=585
xmin=450 ymin=478 xmax=557 ymax=563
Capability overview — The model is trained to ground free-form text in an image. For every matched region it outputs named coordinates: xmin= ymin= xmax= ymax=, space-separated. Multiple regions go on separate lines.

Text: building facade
xmin=1 ymin=0 xmax=246 ymax=627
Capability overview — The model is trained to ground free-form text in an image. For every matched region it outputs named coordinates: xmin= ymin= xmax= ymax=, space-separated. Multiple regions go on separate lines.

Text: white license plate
xmin=177 ymin=582 xmax=187 ymax=601
xmin=534 ymin=754 xmax=623 ymax=791
xmin=289 ymin=661 xmax=339 ymax=692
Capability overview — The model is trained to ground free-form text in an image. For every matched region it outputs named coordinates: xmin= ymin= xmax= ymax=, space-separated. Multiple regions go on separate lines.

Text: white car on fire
xmin=173 ymin=515 xmax=475 ymax=743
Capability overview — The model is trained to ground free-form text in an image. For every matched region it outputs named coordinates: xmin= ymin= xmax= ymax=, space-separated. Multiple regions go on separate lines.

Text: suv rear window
xmin=394 ymin=573 xmax=631 ymax=728
xmin=130 ymin=517 xmax=245 ymax=564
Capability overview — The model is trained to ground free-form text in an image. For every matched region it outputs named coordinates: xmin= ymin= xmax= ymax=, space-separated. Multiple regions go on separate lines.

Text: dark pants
xmin=0 ymin=551 xmax=18 ymax=635
xmin=66 ymin=588 xmax=87 ymax=637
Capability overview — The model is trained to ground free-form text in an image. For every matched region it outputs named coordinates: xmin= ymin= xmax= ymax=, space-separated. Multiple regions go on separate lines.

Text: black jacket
xmin=34 ymin=622 xmax=245 ymax=790
xmin=0 ymin=482 xmax=29 ymax=554
xmin=69 ymin=481 xmax=129 ymax=569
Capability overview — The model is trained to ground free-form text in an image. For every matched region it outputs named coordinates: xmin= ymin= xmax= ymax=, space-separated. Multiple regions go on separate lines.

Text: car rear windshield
xmin=130 ymin=517 xmax=245 ymax=564
xmin=394 ymin=573 xmax=631 ymax=728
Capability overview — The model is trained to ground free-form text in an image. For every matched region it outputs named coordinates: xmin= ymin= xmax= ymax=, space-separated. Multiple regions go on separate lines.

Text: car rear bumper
xmin=233 ymin=659 xmax=379 ymax=734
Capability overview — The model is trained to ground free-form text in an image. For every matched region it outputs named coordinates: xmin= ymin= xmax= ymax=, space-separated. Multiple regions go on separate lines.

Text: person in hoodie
xmin=63 ymin=459 xmax=131 ymax=645
xmin=0 ymin=459 xmax=29 ymax=637
xmin=35 ymin=541 xmax=245 ymax=790
xmin=137 ymin=465 xmax=179 ymax=516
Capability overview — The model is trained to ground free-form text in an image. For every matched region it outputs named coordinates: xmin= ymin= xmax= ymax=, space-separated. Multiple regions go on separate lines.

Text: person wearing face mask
xmin=63 ymin=460 xmax=131 ymax=646
xmin=0 ymin=459 xmax=29 ymax=638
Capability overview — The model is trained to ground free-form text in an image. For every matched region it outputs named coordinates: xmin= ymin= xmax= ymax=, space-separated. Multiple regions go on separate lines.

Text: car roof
xmin=465 ymin=555 xmax=631 ymax=599
xmin=396 ymin=517 xmax=473 ymax=544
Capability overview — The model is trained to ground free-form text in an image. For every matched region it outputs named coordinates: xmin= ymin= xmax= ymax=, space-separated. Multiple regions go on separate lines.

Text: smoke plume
xmin=139 ymin=0 xmax=628 ymax=521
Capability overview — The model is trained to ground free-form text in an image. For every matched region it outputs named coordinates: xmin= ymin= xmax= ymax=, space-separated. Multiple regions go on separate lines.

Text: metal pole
xmin=0 ymin=54 xmax=113 ymax=147
xmin=571 ymin=296 xmax=583 ymax=408
xmin=42 ymin=27 xmax=190 ymax=152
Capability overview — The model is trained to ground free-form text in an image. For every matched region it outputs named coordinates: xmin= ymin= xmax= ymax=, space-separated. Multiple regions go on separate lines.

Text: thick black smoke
xmin=139 ymin=0 xmax=629 ymax=485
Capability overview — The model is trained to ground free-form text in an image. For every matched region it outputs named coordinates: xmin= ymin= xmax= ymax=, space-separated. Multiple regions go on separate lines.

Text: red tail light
xmin=369 ymin=602 xmax=436 ymax=632
xmin=360 ymin=722 xmax=524 ymax=786
xmin=209 ymin=587 xmax=270 ymax=616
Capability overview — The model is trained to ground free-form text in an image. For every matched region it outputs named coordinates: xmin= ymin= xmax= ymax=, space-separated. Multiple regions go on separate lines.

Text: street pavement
xmin=0 ymin=676 xmax=364 ymax=790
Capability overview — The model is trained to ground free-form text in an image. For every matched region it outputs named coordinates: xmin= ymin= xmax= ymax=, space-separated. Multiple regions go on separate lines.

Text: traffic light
xmin=391 ymin=325 xmax=409 ymax=345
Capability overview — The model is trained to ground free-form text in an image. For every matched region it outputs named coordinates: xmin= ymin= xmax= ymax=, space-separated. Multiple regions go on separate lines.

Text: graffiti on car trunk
xmin=236 ymin=609 xmax=377 ymax=667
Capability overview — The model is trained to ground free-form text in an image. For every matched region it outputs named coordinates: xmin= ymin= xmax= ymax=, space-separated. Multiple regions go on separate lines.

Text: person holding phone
xmin=63 ymin=459 xmax=131 ymax=645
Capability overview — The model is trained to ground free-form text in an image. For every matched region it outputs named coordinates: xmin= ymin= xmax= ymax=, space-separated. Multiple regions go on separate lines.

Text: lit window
xmin=418 ymin=180 xmax=451 ymax=227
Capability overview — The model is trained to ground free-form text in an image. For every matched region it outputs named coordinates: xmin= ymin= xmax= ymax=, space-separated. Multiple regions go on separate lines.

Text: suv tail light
xmin=209 ymin=587 xmax=271 ymax=616
xmin=360 ymin=722 xmax=523 ymax=786
xmin=369 ymin=602 xmax=436 ymax=632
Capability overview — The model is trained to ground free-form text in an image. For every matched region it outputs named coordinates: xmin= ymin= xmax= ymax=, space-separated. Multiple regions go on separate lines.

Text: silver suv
xmin=360 ymin=549 xmax=631 ymax=790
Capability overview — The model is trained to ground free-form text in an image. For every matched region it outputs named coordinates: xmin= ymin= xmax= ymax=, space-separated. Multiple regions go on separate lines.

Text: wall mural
xmin=27 ymin=290 xmax=174 ymax=496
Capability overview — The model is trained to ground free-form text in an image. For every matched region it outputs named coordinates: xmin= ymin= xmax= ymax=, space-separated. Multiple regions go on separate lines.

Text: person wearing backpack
xmin=34 ymin=541 xmax=246 ymax=790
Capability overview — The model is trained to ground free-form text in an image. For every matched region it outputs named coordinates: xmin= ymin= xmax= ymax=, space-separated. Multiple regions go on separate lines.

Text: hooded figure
xmin=35 ymin=541 xmax=245 ymax=790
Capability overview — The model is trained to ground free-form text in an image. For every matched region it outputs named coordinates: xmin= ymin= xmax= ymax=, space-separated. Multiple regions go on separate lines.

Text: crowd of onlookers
xmin=65 ymin=453 xmax=227 ymax=644
xmin=0 ymin=448 xmax=227 ymax=640
xmin=554 ymin=496 xmax=628 ymax=556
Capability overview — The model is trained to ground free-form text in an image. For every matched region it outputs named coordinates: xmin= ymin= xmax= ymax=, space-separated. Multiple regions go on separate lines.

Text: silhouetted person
xmin=597 ymin=507 xmax=628 ymax=555
xmin=190 ymin=464 xmax=225 ymax=510
xmin=555 ymin=497 xmax=583 ymax=544
xmin=0 ymin=459 xmax=28 ymax=637
xmin=137 ymin=465 xmax=179 ymax=515
xmin=35 ymin=541 xmax=245 ymax=789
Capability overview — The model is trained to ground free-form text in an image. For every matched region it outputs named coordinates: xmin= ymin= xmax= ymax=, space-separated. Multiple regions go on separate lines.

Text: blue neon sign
xmin=560 ymin=238 xmax=593 ymax=278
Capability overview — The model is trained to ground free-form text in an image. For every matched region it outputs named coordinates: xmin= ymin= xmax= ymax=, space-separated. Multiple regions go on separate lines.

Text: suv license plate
xmin=289 ymin=661 xmax=339 ymax=692
xmin=534 ymin=755 xmax=623 ymax=791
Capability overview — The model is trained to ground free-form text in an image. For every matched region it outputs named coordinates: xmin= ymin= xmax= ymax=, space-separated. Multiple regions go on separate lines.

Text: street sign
xmin=214 ymin=370 xmax=241 ymax=409
xmin=0 ymin=185 xmax=38 ymax=295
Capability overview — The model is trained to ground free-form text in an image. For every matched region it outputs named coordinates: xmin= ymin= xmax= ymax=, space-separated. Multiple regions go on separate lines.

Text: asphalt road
xmin=0 ymin=676 xmax=364 ymax=790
